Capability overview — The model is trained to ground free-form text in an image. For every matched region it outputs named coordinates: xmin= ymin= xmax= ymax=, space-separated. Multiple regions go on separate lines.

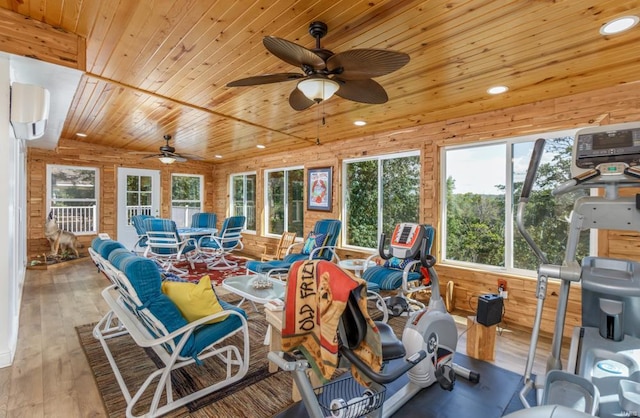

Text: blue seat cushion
xmin=246 ymin=259 xmax=292 ymax=274
xmin=362 ymin=265 xmax=422 ymax=291
xmin=190 ymin=300 xmax=246 ymax=354
xmin=282 ymin=253 xmax=309 ymax=264
xmin=93 ymin=239 xmax=126 ymax=259
xmin=108 ymin=248 xmax=136 ymax=268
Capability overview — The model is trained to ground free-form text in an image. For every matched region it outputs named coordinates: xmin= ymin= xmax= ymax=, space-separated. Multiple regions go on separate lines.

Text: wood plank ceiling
xmin=1 ymin=0 xmax=640 ymax=163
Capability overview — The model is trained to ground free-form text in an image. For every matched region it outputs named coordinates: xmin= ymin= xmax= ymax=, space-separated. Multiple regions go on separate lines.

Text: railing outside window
xmin=50 ymin=205 xmax=97 ymax=235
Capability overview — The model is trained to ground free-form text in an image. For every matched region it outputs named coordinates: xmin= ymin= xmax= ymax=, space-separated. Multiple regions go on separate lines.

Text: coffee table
xmin=338 ymin=258 xmax=376 ymax=277
xmin=222 ymin=274 xmax=285 ymax=312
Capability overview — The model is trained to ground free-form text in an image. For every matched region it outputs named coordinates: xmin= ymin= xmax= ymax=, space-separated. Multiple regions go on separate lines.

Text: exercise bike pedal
xmin=435 ymin=364 xmax=456 ymax=391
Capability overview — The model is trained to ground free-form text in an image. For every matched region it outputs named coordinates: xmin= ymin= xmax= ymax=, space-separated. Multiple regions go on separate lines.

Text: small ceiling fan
xmin=226 ymin=21 xmax=410 ymax=111
xmin=136 ymin=134 xmax=202 ymax=164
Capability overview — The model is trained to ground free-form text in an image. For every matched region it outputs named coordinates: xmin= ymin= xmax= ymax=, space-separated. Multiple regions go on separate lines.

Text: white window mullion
xmin=505 ymin=143 xmax=515 ymax=269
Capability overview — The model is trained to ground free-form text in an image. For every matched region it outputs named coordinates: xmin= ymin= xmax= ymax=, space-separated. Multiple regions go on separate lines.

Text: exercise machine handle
xmin=377 ymin=233 xmax=392 ymax=260
xmin=519 ymin=138 xmax=546 ymax=202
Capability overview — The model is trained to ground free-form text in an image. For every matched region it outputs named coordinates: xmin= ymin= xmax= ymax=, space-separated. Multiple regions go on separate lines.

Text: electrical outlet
xmin=499 ymin=289 xmax=508 ymax=299
xmin=497 ymin=279 xmax=507 ymax=292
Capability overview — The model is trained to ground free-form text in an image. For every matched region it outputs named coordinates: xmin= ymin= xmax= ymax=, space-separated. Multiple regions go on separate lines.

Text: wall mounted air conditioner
xmin=10 ymin=82 xmax=50 ymax=140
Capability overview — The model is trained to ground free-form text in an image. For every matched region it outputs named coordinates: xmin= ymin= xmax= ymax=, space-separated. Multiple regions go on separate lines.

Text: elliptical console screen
xmin=575 ymin=125 xmax=640 ymax=169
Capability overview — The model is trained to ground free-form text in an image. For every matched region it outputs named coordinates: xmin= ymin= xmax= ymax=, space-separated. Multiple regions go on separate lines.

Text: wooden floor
xmin=0 ymin=258 xmax=562 ymax=417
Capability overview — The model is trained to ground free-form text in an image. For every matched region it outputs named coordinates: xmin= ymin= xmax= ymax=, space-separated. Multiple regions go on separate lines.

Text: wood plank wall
xmin=211 ymin=82 xmax=640 ymax=337
xmin=24 ymin=82 xmax=640 ymax=337
xmin=27 ymin=138 xmax=216 ymax=255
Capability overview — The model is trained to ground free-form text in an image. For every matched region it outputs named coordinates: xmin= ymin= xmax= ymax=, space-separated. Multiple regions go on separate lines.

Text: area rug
xmin=175 ymin=255 xmax=249 ymax=286
xmin=76 ymin=304 xmax=293 ymax=417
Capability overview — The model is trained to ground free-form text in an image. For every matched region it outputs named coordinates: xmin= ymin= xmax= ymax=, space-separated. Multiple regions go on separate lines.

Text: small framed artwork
xmin=307 ymin=167 xmax=332 ymax=211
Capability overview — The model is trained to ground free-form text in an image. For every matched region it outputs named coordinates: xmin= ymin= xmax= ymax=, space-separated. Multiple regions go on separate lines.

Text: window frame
xmin=439 ymin=128 xmax=591 ymax=276
xmin=263 ymin=165 xmax=304 ymax=238
xmin=46 ymin=164 xmax=100 ymax=235
xmin=229 ymin=171 xmax=257 ymax=233
xmin=170 ymin=173 xmax=203 ymax=228
xmin=341 ymin=150 xmax=421 ymax=251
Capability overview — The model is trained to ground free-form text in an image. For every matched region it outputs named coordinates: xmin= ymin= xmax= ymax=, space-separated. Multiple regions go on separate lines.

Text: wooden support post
xmin=466 ymin=315 xmax=496 ymax=361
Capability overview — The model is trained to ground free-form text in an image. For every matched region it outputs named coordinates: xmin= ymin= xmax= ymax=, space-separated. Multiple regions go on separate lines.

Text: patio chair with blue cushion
xmin=197 ymin=215 xmax=245 ymax=270
xmin=143 ymin=218 xmax=198 ymax=276
xmin=191 ymin=212 xmax=217 ymax=229
xmin=245 ymin=219 xmax=341 ymax=277
xmin=131 ymin=214 xmax=154 ymax=253
xmin=93 ymin=251 xmax=249 ymax=418
xmin=361 ymin=223 xmax=435 ymax=312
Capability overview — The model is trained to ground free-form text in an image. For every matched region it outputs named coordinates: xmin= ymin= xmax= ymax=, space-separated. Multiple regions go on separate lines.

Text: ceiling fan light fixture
xmin=297 ymin=76 xmax=340 ymax=102
xmin=158 ymin=156 xmax=176 ymax=164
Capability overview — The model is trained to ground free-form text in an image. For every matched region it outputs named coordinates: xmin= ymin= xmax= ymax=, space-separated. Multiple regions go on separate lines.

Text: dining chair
xmin=143 ymin=218 xmax=198 ymax=276
xmin=197 ymin=215 xmax=246 ymax=270
xmin=130 ymin=214 xmax=154 ymax=253
xmin=191 ymin=212 xmax=217 ymax=229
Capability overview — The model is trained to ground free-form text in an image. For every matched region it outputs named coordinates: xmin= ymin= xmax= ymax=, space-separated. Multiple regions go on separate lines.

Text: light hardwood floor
xmin=0 ymin=258 xmax=562 ymax=417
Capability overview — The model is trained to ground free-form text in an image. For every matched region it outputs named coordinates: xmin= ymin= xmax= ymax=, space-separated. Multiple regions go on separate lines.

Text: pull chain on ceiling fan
xmin=226 ymin=21 xmax=410 ymax=111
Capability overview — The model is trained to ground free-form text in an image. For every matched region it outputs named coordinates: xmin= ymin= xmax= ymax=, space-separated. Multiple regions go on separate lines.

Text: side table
xmin=466 ymin=315 xmax=496 ymax=361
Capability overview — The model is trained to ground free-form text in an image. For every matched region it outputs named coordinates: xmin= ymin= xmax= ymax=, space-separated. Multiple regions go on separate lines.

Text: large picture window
xmin=442 ymin=130 xmax=591 ymax=272
xmin=47 ymin=165 xmax=99 ymax=234
xmin=265 ymin=167 xmax=304 ymax=237
xmin=230 ymin=172 xmax=256 ymax=232
xmin=343 ymin=152 xmax=420 ymax=249
xmin=171 ymin=174 xmax=202 ymax=228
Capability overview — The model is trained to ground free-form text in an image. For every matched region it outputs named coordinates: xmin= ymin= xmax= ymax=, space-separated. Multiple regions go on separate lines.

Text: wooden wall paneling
xmin=26 ymin=138 xmax=216 ymax=256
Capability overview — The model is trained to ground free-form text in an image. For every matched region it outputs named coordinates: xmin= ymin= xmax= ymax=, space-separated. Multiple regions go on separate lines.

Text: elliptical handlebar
xmin=377 ymin=232 xmax=391 ymax=260
xmin=520 ymin=138 xmax=546 ymax=203
xmin=517 ymin=138 xmax=549 ymax=265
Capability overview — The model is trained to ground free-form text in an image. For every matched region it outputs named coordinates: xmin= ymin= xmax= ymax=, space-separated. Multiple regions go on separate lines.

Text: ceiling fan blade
xmin=227 ymin=73 xmax=305 ymax=87
xmin=263 ymin=36 xmax=325 ymax=70
xmin=327 ymin=49 xmax=410 ymax=80
xmin=289 ymin=87 xmax=315 ymax=111
xmin=334 ymin=78 xmax=389 ymax=104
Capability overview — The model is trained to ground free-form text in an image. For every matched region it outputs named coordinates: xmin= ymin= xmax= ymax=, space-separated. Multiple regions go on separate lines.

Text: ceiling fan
xmin=226 ymin=21 xmax=410 ymax=111
xmin=136 ymin=134 xmax=202 ymax=164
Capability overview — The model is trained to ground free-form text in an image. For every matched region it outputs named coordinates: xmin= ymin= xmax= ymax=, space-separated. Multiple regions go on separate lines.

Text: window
xmin=230 ymin=172 xmax=256 ymax=232
xmin=343 ymin=152 xmax=420 ymax=249
xmin=171 ymin=174 xmax=202 ymax=228
xmin=442 ymin=130 xmax=591 ymax=273
xmin=47 ymin=165 xmax=99 ymax=235
xmin=264 ymin=167 xmax=304 ymax=237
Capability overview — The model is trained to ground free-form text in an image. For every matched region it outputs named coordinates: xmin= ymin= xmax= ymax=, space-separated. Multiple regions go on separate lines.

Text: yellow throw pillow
xmin=161 ymin=275 xmax=228 ymax=324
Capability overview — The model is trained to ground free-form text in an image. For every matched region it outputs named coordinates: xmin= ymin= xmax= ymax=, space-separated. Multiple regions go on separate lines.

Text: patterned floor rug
xmin=175 ymin=255 xmax=249 ymax=286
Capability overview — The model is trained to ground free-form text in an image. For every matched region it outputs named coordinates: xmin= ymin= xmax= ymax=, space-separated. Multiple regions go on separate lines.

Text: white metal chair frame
xmin=144 ymin=230 xmax=197 ymax=276
xmin=91 ymin=253 xmax=250 ymax=418
xmin=197 ymin=225 xmax=244 ymax=270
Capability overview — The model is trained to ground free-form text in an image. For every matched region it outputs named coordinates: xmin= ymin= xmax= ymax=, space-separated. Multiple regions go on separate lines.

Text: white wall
xmin=0 ymin=55 xmax=27 ymax=368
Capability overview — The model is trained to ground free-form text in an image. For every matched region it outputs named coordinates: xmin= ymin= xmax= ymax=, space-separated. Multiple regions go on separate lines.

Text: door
xmin=117 ymin=168 xmax=160 ymax=250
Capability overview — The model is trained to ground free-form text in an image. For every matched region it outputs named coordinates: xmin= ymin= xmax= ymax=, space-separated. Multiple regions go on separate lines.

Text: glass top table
xmin=222 ymin=274 xmax=285 ymax=305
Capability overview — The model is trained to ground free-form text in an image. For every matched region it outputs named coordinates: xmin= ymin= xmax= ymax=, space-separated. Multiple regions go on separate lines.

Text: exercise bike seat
xmin=339 ymin=290 xmax=406 ymax=361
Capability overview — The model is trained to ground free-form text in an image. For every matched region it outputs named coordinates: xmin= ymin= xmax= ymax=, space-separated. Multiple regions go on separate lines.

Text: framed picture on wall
xmin=307 ymin=167 xmax=332 ymax=211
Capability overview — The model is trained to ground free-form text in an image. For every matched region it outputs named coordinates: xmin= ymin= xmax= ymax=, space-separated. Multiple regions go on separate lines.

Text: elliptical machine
xmin=268 ymin=223 xmax=479 ymax=418
xmin=514 ymin=122 xmax=640 ymax=418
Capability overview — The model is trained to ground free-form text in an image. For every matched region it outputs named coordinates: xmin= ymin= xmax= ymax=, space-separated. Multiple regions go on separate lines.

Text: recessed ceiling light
xmin=354 ymin=120 xmax=366 ymax=126
xmin=256 ymin=144 xmax=266 ymax=149
xmin=76 ymin=132 xmax=87 ymax=137
xmin=214 ymin=154 xmax=222 ymax=159
xmin=600 ymin=15 xmax=639 ymax=35
xmin=487 ymin=85 xmax=509 ymax=95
